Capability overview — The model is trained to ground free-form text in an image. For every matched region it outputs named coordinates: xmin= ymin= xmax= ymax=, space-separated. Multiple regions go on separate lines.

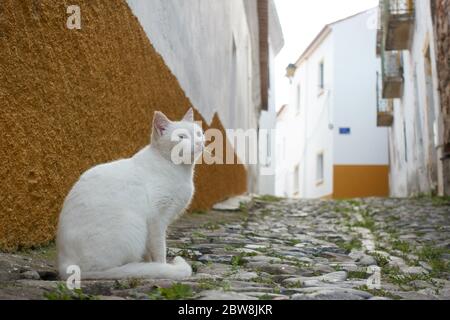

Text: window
xmin=229 ymin=36 xmax=237 ymax=125
xmin=316 ymin=152 xmax=324 ymax=184
xmin=403 ymin=121 xmax=408 ymax=163
xmin=318 ymin=60 xmax=325 ymax=93
xmin=294 ymin=165 xmax=300 ymax=195
xmin=265 ymin=131 xmax=271 ymax=166
xmin=424 ymin=45 xmax=437 ymax=147
xmin=296 ymin=84 xmax=301 ymax=114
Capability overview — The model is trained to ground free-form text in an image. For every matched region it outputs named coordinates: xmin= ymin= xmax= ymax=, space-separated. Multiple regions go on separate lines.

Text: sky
xmin=273 ymin=0 xmax=379 ymax=110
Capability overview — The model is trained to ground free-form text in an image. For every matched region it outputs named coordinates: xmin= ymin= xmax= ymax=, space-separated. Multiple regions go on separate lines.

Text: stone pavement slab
xmin=0 ymin=196 xmax=449 ymax=300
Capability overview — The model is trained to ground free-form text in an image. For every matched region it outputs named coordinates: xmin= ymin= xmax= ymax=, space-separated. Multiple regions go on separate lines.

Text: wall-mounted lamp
xmin=285 ymin=63 xmax=297 ymax=83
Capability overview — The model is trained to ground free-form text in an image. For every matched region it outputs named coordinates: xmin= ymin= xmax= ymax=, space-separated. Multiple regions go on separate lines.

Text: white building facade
xmin=258 ymin=1 xmax=284 ymax=195
xmin=377 ymin=0 xmax=445 ymax=197
xmin=278 ymin=8 xmax=390 ymax=199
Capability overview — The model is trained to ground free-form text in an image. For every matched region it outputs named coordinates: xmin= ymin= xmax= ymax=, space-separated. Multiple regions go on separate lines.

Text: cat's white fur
xmin=56 ymin=108 xmax=204 ymax=280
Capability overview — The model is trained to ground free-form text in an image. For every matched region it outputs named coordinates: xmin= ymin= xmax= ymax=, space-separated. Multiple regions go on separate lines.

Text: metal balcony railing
xmin=384 ymin=0 xmax=415 ymax=15
xmin=381 ymin=0 xmax=415 ymax=50
xmin=376 ymin=2 xmax=384 ymax=56
xmin=382 ymin=50 xmax=403 ymax=78
xmin=381 ymin=50 xmax=404 ymax=98
xmin=376 ymin=71 xmax=394 ymax=127
xmin=376 ymin=28 xmax=383 ymax=56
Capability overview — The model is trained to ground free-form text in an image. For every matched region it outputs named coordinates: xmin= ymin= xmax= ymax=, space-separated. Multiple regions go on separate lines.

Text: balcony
xmin=376 ymin=29 xmax=383 ymax=56
xmin=376 ymin=2 xmax=383 ymax=56
xmin=376 ymin=72 xmax=394 ymax=127
xmin=382 ymin=51 xmax=404 ymax=98
xmin=382 ymin=0 xmax=415 ymax=51
xmin=377 ymin=99 xmax=394 ymax=127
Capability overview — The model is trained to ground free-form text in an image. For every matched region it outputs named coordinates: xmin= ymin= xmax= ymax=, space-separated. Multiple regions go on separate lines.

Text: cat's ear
xmin=153 ymin=111 xmax=171 ymax=136
xmin=182 ymin=108 xmax=194 ymax=122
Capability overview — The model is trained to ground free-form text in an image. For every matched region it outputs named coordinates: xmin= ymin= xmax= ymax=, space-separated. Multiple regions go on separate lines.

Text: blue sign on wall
xmin=339 ymin=127 xmax=351 ymax=135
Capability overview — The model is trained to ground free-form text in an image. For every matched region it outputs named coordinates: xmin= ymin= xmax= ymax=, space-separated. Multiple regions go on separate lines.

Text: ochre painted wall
xmin=0 ymin=0 xmax=247 ymax=251
xmin=333 ymin=165 xmax=390 ymax=199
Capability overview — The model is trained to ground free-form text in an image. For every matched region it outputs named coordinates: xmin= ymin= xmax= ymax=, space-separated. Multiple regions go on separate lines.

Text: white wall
xmin=126 ymin=0 xmax=262 ymax=192
xmin=280 ymin=33 xmax=335 ymax=199
xmin=259 ymin=45 xmax=278 ymax=195
xmin=257 ymin=1 xmax=284 ymax=196
xmin=275 ymin=105 xmax=301 ymax=197
xmin=127 ymin=0 xmax=260 ymax=132
xmin=332 ymin=9 xmax=389 ymax=166
xmin=387 ymin=1 xmax=442 ymax=197
xmin=279 ymin=8 xmax=389 ymax=199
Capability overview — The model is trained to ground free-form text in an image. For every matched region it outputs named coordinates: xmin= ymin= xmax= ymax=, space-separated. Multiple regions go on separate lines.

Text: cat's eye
xmin=178 ymin=134 xmax=188 ymax=139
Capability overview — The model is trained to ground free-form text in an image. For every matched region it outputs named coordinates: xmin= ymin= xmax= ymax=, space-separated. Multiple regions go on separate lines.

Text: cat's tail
xmin=79 ymin=257 xmax=192 ymax=280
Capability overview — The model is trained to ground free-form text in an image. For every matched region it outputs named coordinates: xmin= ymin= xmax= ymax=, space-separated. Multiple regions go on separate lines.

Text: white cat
xmin=56 ymin=108 xmax=204 ymax=280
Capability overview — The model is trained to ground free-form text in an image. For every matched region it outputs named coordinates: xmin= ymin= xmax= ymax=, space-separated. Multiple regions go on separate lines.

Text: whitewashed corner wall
xmin=126 ymin=0 xmax=262 ymax=192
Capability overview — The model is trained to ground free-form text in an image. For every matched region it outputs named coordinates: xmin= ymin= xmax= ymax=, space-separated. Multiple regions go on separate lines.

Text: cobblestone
xmin=0 ymin=196 xmax=449 ymax=300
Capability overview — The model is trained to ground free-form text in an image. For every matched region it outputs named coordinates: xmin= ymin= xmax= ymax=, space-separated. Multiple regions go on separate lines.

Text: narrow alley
xmin=1 ymin=196 xmax=448 ymax=300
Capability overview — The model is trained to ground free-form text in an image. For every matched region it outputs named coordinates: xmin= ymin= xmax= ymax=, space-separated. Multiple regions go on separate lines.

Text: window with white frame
xmin=316 ymin=152 xmax=324 ymax=183
xmin=294 ymin=165 xmax=300 ymax=195
xmin=318 ymin=60 xmax=325 ymax=93
xmin=266 ymin=131 xmax=271 ymax=166
xmin=296 ymin=84 xmax=301 ymax=114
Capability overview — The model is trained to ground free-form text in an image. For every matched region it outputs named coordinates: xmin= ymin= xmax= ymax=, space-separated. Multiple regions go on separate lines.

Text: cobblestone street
xmin=0 ymin=196 xmax=449 ymax=300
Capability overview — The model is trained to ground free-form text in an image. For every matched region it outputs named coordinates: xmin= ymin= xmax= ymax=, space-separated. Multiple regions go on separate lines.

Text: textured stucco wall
xmin=387 ymin=0 xmax=442 ymax=197
xmin=126 ymin=0 xmax=260 ymax=141
xmin=0 ymin=0 xmax=247 ymax=251
xmin=433 ymin=0 xmax=450 ymax=195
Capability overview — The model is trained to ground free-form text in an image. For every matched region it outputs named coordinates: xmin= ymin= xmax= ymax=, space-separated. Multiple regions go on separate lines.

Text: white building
xmin=278 ymin=8 xmax=390 ymax=199
xmin=376 ymin=0 xmax=445 ymax=196
xmin=258 ymin=1 xmax=284 ymax=195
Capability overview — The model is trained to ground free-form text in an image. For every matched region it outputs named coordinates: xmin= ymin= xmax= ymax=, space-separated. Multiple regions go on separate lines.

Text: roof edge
xmin=289 ymin=7 xmax=377 ymax=70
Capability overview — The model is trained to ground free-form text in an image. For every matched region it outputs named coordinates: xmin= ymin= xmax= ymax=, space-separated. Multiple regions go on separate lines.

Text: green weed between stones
xmin=371 ymin=252 xmax=390 ymax=268
xmin=231 ymin=252 xmax=255 ymax=270
xmin=430 ymin=196 xmax=450 ymax=207
xmin=417 ymin=245 xmax=449 ymax=276
xmin=148 ymin=283 xmax=194 ymax=300
xmin=197 ymin=279 xmax=231 ymax=291
xmin=201 ymin=222 xmax=222 ymax=231
xmin=391 ymin=240 xmax=412 ymax=254
xmin=336 ymin=237 xmax=362 ymax=252
xmin=255 ymin=195 xmax=283 ymax=203
xmin=192 ymin=231 xmax=206 ymax=239
xmin=113 ymin=278 xmax=142 ymax=290
xmin=348 ymin=270 xmax=370 ymax=279
xmin=379 ymin=264 xmax=439 ymax=291
xmin=44 ymin=283 xmax=97 ymax=300
xmin=357 ymin=285 xmax=401 ymax=300
xmin=353 ymin=210 xmax=376 ymax=231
